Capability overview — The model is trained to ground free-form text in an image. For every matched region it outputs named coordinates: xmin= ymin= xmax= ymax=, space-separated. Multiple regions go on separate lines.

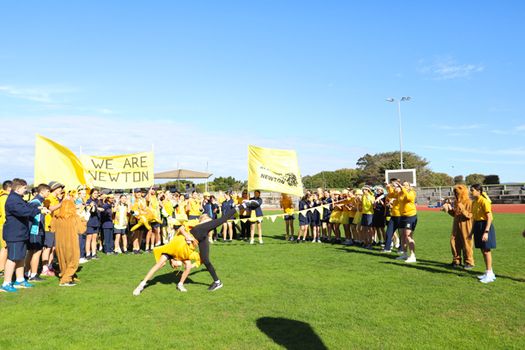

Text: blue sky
xmin=1 ymin=1 xmax=524 ymax=184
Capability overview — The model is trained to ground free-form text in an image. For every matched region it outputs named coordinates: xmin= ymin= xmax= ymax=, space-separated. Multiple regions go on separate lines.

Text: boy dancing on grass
xmin=1 ymin=179 xmax=49 ymax=293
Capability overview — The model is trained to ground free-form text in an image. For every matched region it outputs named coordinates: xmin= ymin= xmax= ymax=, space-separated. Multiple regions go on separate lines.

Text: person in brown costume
xmin=442 ymin=184 xmax=474 ymax=269
xmin=52 ymin=197 xmax=86 ymax=286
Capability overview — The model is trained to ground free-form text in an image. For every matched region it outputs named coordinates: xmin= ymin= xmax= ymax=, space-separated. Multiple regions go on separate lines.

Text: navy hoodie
xmin=3 ymin=192 xmax=41 ymax=242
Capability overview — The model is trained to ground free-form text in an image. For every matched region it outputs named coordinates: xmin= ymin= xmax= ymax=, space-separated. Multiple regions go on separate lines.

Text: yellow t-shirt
xmin=472 ymin=195 xmax=492 ymax=221
xmin=44 ymin=194 xmax=60 ymax=231
xmin=163 ymin=199 xmax=174 ymax=217
xmin=387 ymin=187 xmax=401 ymax=217
xmin=399 ymin=188 xmax=417 ymax=217
xmin=361 ymin=193 xmax=375 ymax=215
xmin=0 ymin=190 xmax=8 ymax=227
xmin=188 ymin=198 xmax=202 ymax=217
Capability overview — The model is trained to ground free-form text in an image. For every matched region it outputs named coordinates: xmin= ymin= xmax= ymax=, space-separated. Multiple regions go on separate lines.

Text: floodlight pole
xmin=386 ymin=97 xmax=411 ymax=170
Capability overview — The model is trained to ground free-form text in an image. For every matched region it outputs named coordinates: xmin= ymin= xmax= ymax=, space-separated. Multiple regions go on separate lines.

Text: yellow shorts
xmin=340 ymin=212 xmax=350 ymax=225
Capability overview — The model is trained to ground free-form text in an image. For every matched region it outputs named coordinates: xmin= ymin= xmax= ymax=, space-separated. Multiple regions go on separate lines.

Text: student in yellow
xmin=280 ymin=193 xmax=295 ymax=241
xmin=340 ymin=190 xmax=353 ymax=245
xmin=173 ymin=192 xmax=188 ymax=227
xmin=0 ymin=180 xmax=13 ymax=276
xmin=397 ymin=181 xmax=418 ymax=263
xmin=113 ymin=194 xmax=130 ymax=254
xmin=361 ymin=186 xmax=376 ymax=249
xmin=470 ymin=184 xmax=497 ymax=283
xmin=146 ymin=188 xmax=162 ymax=250
xmin=329 ymin=191 xmax=342 ymax=243
xmin=133 ymin=220 xmax=201 ymax=295
xmin=345 ymin=190 xmax=358 ymax=245
xmin=353 ymin=189 xmax=364 ymax=245
xmin=160 ymin=190 xmax=175 ymax=242
xmin=187 ymin=191 xmax=203 ymax=220
xmin=131 ymin=190 xmax=148 ymax=253
xmin=383 ymin=179 xmax=403 ymax=254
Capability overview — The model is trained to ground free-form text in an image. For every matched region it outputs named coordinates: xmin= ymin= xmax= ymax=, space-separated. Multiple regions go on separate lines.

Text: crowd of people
xmin=279 ymin=179 xmax=497 ymax=284
xmin=0 ymin=176 xmax=499 ymax=294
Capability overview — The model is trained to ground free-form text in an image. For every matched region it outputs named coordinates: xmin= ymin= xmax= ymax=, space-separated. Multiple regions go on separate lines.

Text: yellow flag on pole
xmin=247 ymin=145 xmax=304 ymax=196
xmin=34 ymin=135 xmax=86 ymax=190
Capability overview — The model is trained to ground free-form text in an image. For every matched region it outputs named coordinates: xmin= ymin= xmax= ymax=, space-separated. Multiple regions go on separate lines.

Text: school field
xmin=1 ymin=211 xmax=524 ymax=350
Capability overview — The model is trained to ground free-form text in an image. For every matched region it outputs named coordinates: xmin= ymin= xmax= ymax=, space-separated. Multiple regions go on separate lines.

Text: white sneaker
xmin=317 ymin=239 xmax=322 ymax=243
xmin=381 ymin=249 xmax=392 ymax=253
xmin=249 ymin=239 xmax=254 ymax=245
xmin=79 ymin=257 xmax=89 ymax=264
xmin=133 ymin=282 xmax=146 ymax=296
xmin=259 ymin=239 xmax=263 ymax=244
xmin=177 ymin=283 xmax=187 ymax=292
xmin=397 ymin=250 xmax=405 ymax=256
xmin=405 ymin=255 xmax=417 ymax=263
xmin=480 ymin=274 xmax=496 ymax=284
xmin=396 ymin=254 xmax=408 ymax=260
xmin=477 ymin=274 xmax=487 ymax=280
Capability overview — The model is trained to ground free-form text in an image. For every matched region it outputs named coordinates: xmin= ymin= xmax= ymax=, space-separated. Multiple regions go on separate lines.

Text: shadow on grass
xmin=147 ymin=269 xmax=208 ymax=288
xmin=256 ymin=317 xmax=327 ymax=350
xmin=337 ymin=247 xmax=525 ymax=283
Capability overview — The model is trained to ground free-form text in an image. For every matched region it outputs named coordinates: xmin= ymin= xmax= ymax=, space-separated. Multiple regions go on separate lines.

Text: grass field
xmin=1 ymin=211 xmax=524 ymax=349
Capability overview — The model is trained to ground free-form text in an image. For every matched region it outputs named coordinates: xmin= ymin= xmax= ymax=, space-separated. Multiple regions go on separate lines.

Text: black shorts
xmin=28 ymin=234 xmax=44 ymax=251
xmin=372 ymin=213 xmax=386 ymax=228
xmin=151 ymin=222 xmax=161 ymax=229
xmin=473 ymin=221 xmax=496 ymax=250
xmin=86 ymin=226 xmax=99 ymax=235
xmin=400 ymin=215 xmax=417 ymax=231
xmin=7 ymin=241 xmax=27 ymax=261
xmin=361 ymin=214 xmax=374 ymax=227
xmin=44 ymin=231 xmax=56 ymax=247
xmin=299 ymin=214 xmax=310 ymax=226
xmin=284 ymin=214 xmax=295 ymax=221
xmin=114 ymin=228 xmax=126 ymax=235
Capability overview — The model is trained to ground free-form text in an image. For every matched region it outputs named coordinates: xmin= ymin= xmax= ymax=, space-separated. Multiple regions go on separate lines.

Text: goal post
xmin=385 ymin=169 xmax=417 ymax=187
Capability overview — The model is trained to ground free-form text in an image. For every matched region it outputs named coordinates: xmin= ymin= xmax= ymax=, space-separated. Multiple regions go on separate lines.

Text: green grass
xmin=1 ymin=211 xmax=524 ymax=349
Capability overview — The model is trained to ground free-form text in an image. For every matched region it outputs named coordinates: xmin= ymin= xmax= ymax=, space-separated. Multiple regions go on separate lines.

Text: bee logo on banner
xmin=247 ymin=145 xmax=304 ymax=196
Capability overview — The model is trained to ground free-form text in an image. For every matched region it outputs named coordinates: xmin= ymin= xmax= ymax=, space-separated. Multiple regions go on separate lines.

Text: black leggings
xmin=191 ymin=208 xmax=236 ymax=282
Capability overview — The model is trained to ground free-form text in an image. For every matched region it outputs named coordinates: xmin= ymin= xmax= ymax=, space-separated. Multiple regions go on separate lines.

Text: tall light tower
xmin=386 ymin=96 xmax=411 ymax=169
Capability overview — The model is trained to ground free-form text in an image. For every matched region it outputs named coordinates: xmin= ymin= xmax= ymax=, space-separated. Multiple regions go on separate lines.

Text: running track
xmin=417 ymin=204 xmax=525 ymax=214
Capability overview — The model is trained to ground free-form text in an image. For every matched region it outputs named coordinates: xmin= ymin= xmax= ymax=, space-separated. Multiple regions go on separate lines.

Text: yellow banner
xmin=34 ymin=135 xmax=86 ymax=190
xmin=81 ymin=152 xmax=154 ymax=189
xmin=247 ymin=145 xmax=304 ymax=197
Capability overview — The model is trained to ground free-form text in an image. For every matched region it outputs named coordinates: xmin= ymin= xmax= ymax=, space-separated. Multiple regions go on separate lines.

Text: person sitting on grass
xmin=133 ymin=223 xmax=202 ymax=295
xmin=1 ymin=178 xmax=48 ymax=293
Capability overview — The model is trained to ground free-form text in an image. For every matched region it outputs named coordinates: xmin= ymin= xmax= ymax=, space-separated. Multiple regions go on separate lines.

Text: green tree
xmin=303 ymin=169 xmax=360 ymax=189
xmin=453 ymin=175 xmax=464 ymax=184
xmin=209 ymin=176 xmax=245 ymax=191
xmin=356 ymin=151 xmax=430 ymax=185
xmin=483 ymin=175 xmax=500 ymax=185
xmin=465 ymin=173 xmax=485 ymax=185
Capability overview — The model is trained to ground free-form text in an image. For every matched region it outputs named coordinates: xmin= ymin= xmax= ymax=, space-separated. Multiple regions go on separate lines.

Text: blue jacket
xmin=86 ymin=198 xmax=101 ymax=228
xmin=100 ymin=203 xmax=114 ymax=229
xmin=249 ymin=196 xmax=263 ymax=217
xmin=2 ymin=192 xmax=41 ymax=242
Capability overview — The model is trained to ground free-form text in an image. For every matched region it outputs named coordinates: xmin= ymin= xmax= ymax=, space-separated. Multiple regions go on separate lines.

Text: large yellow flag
xmin=247 ymin=145 xmax=304 ymax=196
xmin=81 ymin=152 xmax=154 ymax=189
xmin=34 ymin=135 xmax=86 ymax=189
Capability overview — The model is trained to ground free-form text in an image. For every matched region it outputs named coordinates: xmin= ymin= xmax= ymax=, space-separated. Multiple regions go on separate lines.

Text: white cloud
xmin=432 ymin=123 xmax=483 ymax=130
xmin=418 ymin=57 xmax=484 ymax=80
xmin=0 ymin=84 xmax=75 ymax=104
xmin=424 ymin=145 xmax=525 ymax=156
xmin=0 ymin=115 xmax=367 ymax=183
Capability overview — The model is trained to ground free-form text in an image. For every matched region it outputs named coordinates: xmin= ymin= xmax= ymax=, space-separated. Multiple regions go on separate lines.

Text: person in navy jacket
xmin=1 ymin=179 xmax=48 ymax=293
xmin=249 ymin=190 xmax=264 ymax=244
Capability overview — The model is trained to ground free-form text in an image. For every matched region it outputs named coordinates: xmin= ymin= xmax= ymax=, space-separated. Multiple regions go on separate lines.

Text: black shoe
xmin=28 ymin=276 xmax=44 ymax=282
xmin=208 ymin=281 xmax=223 ymax=292
xmin=92 ymin=255 xmax=99 ymax=260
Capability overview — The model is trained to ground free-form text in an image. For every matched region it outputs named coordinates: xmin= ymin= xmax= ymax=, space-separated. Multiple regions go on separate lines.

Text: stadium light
xmin=386 ymin=96 xmax=411 ymax=169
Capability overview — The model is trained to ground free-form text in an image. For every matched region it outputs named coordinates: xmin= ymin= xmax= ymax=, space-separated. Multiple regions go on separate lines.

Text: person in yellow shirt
xmin=132 ymin=222 xmax=201 ymax=295
xmin=0 ymin=180 xmax=13 ymax=275
xmin=147 ymin=188 xmax=162 ymax=250
xmin=398 ymin=182 xmax=418 ymax=263
xmin=470 ymin=184 xmax=497 ymax=283
xmin=383 ymin=179 xmax=402 ymax=254
xmin=131 ymin=190 xmax=148 ymax=253
xmin=187 ymin=191 xmax=203 ymax=220
xmin=113 ymin=194 xmax=130 ymax=254
xmin=160 ymin=191 xmax=175 ymax=243
xmin=361 ymin=186 xmax=376 ymax=249
xmin=353 ymin=189 xmax=364 ymax=245
xmin=340 ymin=190 xmax=353 ymax=246
xmin=280 ymin=193 xmax=295 ymax=241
